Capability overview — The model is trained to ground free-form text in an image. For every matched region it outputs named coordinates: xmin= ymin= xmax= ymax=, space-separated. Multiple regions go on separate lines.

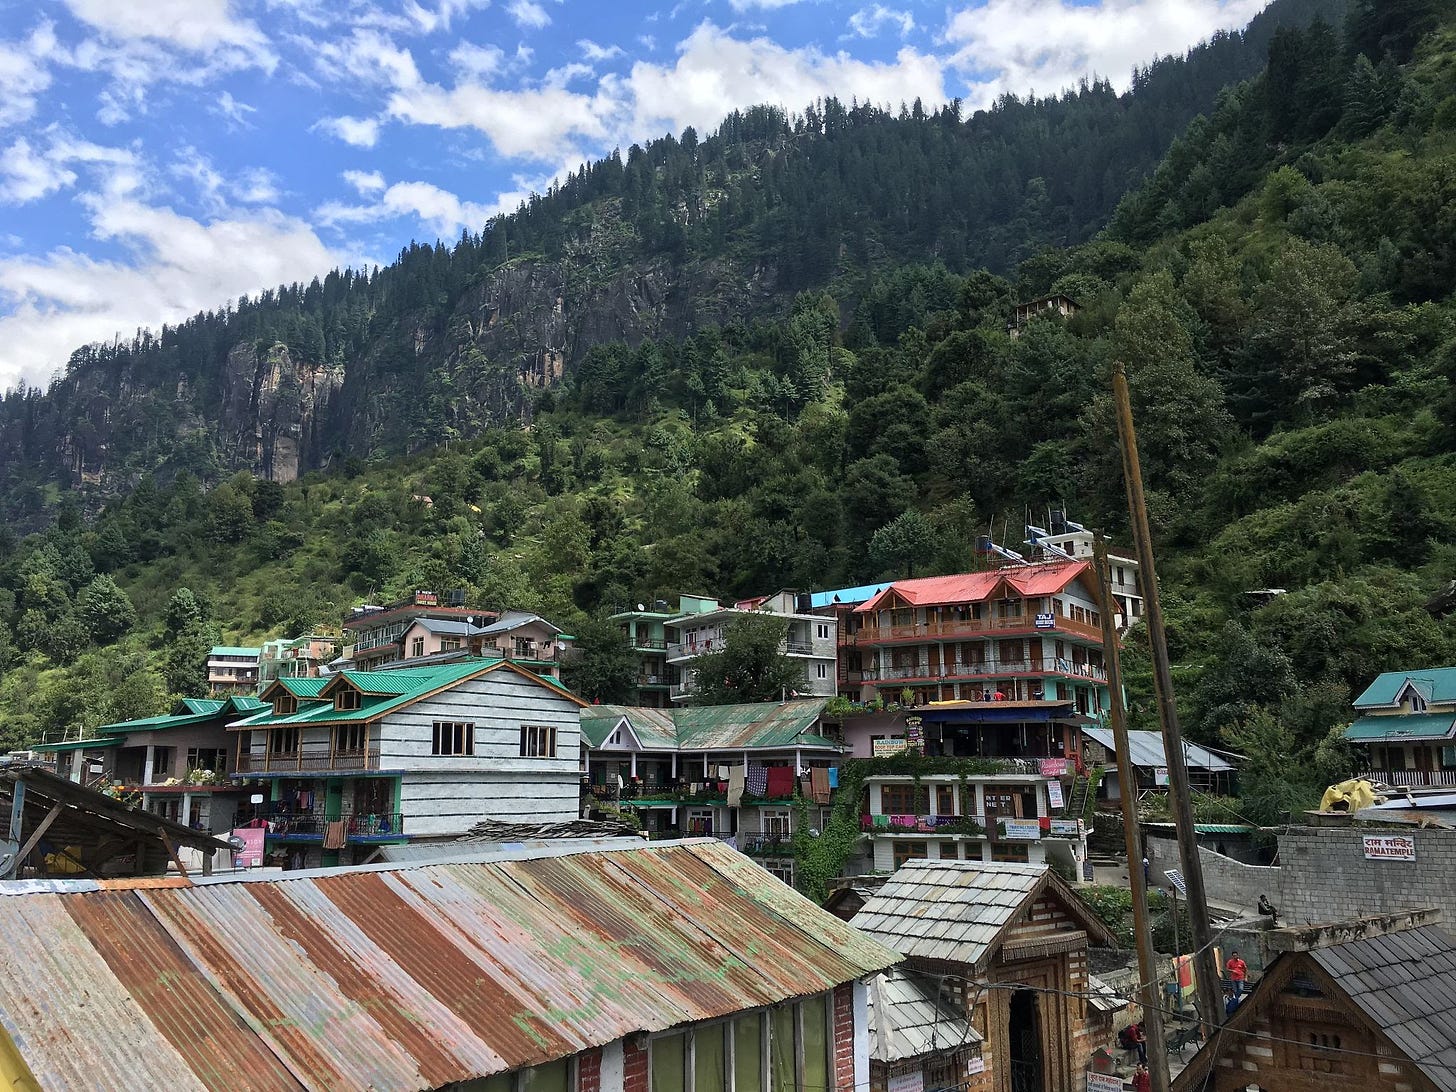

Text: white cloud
xmin=402 ymin=0 xmax=492 ymax=34
xmin=0 ymin=185 xmax=341 ymax=389
xmin=0 ymin=24 xmax=60 ymax=129
xmin=0 ymin=139 xmax=77 ymax=204
xmin=61 ymin=0 xmax=274 ymax=61
xmin=342 ymin=169 xmax=385 ymax=195
xmin=450 ymin=41 xmax=506 ymax=79
xmin=506 ymin=0 xmax=551 ymax=30
xmin=944 ymin=0 xmax=1267 ymax=104
xmin=579 ymin=39 xmax=624 ymax=63
xmin=315 ymin=178 xmax=502 ymax=237
xmin=847 ymin=6 xmax=915 ymax=39
xmin=171 ymin=150 xmax=282 ymax=209
xmin=312 ymin=29 xmax=421 ymax=88
xmin=726 ymin=0 xmax=805 ymax=10
xmin=315 ymin=115 xmax=383 ymax=148
xmin=214 ymin=90 xmax=256 ymax=127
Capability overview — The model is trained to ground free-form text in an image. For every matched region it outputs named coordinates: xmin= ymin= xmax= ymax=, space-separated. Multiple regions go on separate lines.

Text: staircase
xmin=1064 ymin=773 xmax=1092 ymax=821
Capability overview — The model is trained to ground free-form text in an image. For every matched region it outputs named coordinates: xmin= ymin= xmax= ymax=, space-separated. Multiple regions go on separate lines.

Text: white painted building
xmin=229 ymin=658 xmax=586 ymax=867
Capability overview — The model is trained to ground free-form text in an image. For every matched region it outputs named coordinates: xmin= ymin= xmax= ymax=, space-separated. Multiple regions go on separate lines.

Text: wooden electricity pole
xmin=1093 ymin=537 xmax=1171 ymax=1091
xmin=1110 ymin=362 xmax=1224 ymax=1033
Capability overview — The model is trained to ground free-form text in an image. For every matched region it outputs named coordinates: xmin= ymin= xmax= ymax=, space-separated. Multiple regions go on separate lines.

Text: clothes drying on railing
xmin=746 ymin=763 xmax=769 ymax=797
xmin=764 ymin=766 xmax=795 ymax=798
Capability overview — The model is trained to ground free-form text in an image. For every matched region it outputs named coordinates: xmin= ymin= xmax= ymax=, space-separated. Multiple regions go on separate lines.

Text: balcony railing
xmin=629 ymin=638 xmax=668 ymax=651
xmin=637 ymin=673 xmax=669 ymax=686
xmin=739 ymin=835 xmax=795 ymax=857
xmin=861 ymin=812 xmax=1080 ymax=840
xmin=856 ymin=614 xmax=1105 ymax=644
xmin=1360 ymin=769 xmax=1456 ymax=788
xmin=258 ymin=808 xmax=404 ymax=839
xmin=236 ymin=747 xmax=380 ymax=774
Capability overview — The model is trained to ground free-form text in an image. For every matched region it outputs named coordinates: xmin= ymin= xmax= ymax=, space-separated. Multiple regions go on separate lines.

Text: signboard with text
xmin=1087 ymin=1074 xmax=1123 ymax=1092
xmin=887 ymin=1070 xmax=924 ymax=1092
xmin=1154 ymin=767 xmax=1170 ymax=787
xmin=231 ymin=827 xmax=265 ymax=869
xmin=1363 ymin=834 xmax=1416 ymax=861
xmin=1047 ymin=780 xmax=1065 ymax=810
xmin=872 ymin=738 xmax=908 ymax=758
xmin=1000 ymin=819 xmax=1042 ymax=841
xmin=1035 ymin=613 xmax=1056 ymax=629
xmin=1049 ymin=819 xmax=1082 ymax=838
xmin=1038 ymin=757 xmax=1068 ymax=777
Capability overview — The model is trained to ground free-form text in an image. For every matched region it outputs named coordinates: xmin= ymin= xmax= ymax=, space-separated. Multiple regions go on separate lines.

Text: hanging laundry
xmin=827 ymin=767 xmax=839 ymax=789
xmin=765 ymin=766 xmax=795 ymax=798
xmin=323 ymin=821 xmax=348 ymax=850
xmin=810 ymin=767 xmax=831 ymax=805
xmin=746 ymin=763 xmax=769 ymax=797
xmin=727 ymin=765 xmax=746 ymax=807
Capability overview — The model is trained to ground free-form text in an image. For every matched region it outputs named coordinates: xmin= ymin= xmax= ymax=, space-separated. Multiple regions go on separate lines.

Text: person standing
xmin=1142 ymin=855 xmax=1151 ymax=884
xmin=1132 ymin=1063 xmax=1151 ymax=1092
xmin=1227 ymin=950 xmax=1248 ymax=1000
xmin=1133 ymin=1022 xmax=1147 ymax=1064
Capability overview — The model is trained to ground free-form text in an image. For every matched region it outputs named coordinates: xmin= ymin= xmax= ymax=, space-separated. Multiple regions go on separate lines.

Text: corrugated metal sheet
xmin=855 ymin=561 xmax=1087 ymax=613
xmin=581 ymin=700 xmax=835 ymax=752
xmin=1345 ymin=713 xmax=1456 ymax=742
xmin=0 ymin=839 xmax=898 ymax=1090
xmin=867 ymin=966 xmax=978 ymax=1063
xmin=1082 ymin=727 xmax=1235 ymax=772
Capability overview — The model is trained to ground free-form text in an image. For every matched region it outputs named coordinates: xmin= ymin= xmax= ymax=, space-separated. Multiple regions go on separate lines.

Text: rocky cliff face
xmin=217 ymin=341 xmax=343 ymax=482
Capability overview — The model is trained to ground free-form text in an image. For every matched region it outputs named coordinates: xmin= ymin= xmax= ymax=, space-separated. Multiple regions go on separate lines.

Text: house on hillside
xmin=229 ymin=658 xmax=586 ymax=868
xmin=609 ymin=601 xmax=677 ymax=706
xmin=580 ymin=699 xmax=839 ymax=887
xmin=851 ymin=859 xmax=1121 ymax=1092
xmin=35 ymin=695 xmax=266 ymax=835
xmin=1174 ymin=911 xmax=1456 ymax=1092
xmin=206 ymin=645 xmax=260 ymax=694
xmin=1008 ymin=294 xmax=1079 ymax=338
xmin=1346 ymin=666 xmax=1456 ymax=788
xmin=257 ymin=633 xmax=340 ymax=686
xmin=0 ymin=839 xmax=900 ymax=1092
xmin=806 ymin=582 xmax=893 ymax=703
xmin=663 ymin=591 xmax=838 ymax=703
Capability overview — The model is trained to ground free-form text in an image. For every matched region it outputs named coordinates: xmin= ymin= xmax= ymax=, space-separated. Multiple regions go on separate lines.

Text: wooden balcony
xmin=855 ymin=614 xmax=1104 ymax=645
xmin=1360 ymin=769 xmax=1456 ymax=789
xmin=235 ymin=747 xmax=381 ymax=774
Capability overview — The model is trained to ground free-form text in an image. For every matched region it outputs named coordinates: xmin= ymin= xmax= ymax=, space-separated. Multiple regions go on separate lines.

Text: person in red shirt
xmin=1227 ymin=950 xmax=1248 ymax=1000
xmin=1132 ymin=1063 xmax=1151 ymax=1092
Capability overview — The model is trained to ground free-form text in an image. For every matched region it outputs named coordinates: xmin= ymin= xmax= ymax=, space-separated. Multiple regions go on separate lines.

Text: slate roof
xmin=867 ymin=965 xmax=979 ymax=1063
xmin=855 ymin=561 xmax=1088 ymax=613
xmin=579 ymin=699 xmax=836 ymax=752
xmin=1082 ymin=727 xmax=1236 ymax=772
xmin=0 ymin=839 xmax=900 ymax=1091
xmin=1355 ymin=667 xmax=1456 ymax=708
xmin=1309 ymin=925 xmax=1456 ymax=1087
xmin=849 ymin=860 xmax=1115 ymax=971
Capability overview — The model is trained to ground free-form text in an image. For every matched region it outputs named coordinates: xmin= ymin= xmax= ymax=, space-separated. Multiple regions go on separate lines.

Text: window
xmin=764 ymin=859 xmax=796 ymax=886
xmin=762 ymin=810 xmax=791 ymax=838
xmin=937 ymin=841 xmax=959 ymax=860
xmin=648 ymin=1005 xmax=825 ymax=1092
xmin=334 ymin=724 xmax=367 ymax=753
xmin=186 ymin=748 xmax=227 ymax=774
xmin=815 ymin=663 xmax=828 ymax=680
xmin=520 ymin=724 xmax=557 ymax=757
xmin=935 ymin=785 xmax=956 ymax=816
xmin=441 ymin=638 xmax=461 ymax=651
xmin=880 ymin=784 xmax=926 ymax=814
xmin=335 ymin=687 xmax=361 ymax=711
xmin=815 ymin=623 xmax=830 ymax=639
xmin=893 ymin=841 xmax=928 ymax=868
xmin=991 ymin=843 xmax=1030 ymax=863
xmin=411 ymin=637 xmax=425 ymax=658
xmin=467 ymin=1059 xmax=577 ymax=1092
xmin=432 ymin=721 xmax=475 ymax=756
xmin=1409 ymin=690 xmax=1428 ymax=713
xmin=274 ymin=694 xmax=297 ymax=716
xmin=269 ymin=726 xmax=299 ymax=755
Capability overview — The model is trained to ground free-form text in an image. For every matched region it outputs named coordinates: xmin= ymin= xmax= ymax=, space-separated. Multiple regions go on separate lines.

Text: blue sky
xmin=0 ymin=0 xmax=1270 ymax=389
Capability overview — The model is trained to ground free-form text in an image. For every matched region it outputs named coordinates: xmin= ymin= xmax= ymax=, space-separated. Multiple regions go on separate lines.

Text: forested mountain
xmin=4 ymin=0 xmax=1456 ymax=827
xmin=0 ymin=0 xmax=1344 ymax=521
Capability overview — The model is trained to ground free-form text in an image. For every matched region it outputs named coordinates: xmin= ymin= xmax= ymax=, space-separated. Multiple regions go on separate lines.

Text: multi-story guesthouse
xmin=664 ymin=591 xmax=838 ymax=703
xmin=608 ymin=600 xmax=676 ymax=707
xmin=852 ymin=859 xmax=1120 ymax=1092
xmin=229 ymin=658 xmax=585 ymax=867
xmin=256 ymin=633 xmax=341 ymax=687
xmin=36 ymin=695 xmax=266 ymax=836
xmin=0 ymin=839 xmax=900 ymax=1092
xmin=1345 ymin=665 xmax=1456 ymax=788
xmin=580 ymin=699 xmax=840 ymax=887
xmin=206 ymin=644 xmax=260 ymax=694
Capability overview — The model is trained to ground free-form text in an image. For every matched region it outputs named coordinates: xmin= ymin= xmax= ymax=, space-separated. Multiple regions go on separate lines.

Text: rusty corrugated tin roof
xmin=581 ymin=700 xmax=835 ymax=752
xmin=0 ymin=839 xmax=898 ymax=1090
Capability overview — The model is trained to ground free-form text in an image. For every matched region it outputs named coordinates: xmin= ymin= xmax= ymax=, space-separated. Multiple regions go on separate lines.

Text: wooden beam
xmin=159 ymin=831 xmax=189 ymax=880
xmin=11 ymin=803 xmax=63 ymax=876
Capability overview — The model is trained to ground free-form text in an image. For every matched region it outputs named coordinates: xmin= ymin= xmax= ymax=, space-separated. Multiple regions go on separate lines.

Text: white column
xmin=142 ymin=746 xmax=156 ymax=786
xmin=852 ymin=980 xmax=870 ymax=1092
xmin=69 ymin=751 xmax=84 ymax=783
xmin=181 ymin=792 xmax=192 ymax=828
xmin=630 ymin=752 xmax=638 ymax=777
xmin=670 ymin=753 xmax=678 ymax=779
xmin=599 ymin=1041 xmax=625 ymax=1092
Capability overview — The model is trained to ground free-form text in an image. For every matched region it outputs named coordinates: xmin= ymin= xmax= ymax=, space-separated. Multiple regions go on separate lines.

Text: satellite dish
xmin=637 ymin=603 xmax=646 ymax=611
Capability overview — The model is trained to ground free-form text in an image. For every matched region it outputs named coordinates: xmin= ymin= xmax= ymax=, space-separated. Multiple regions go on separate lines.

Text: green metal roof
xmin=34 ymin=737 xmax=123 ymax=752
xmin=581 ymin=699 xmax=835 ymax=752
xmin=237 ymin=659 xmax=582 ymax=728
xmin=269 ymin=677 xmax=328 ymax=698
xmin=179 ymin=698 xmax=225 ymax=715
xmin=1354 ymin=667 xmax=1456 ymax=709
xmin=1345 ymin=713 xmax=1456 ymax=742
xmin=209 ymin=646 xmax=261 ymax=657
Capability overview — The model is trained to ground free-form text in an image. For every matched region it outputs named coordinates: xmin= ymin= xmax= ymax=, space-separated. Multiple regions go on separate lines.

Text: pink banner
xmin=1038 ymin=758 xmax=1068 ymax=776
xmin=232 ymin=827 xmax=265 ymax=868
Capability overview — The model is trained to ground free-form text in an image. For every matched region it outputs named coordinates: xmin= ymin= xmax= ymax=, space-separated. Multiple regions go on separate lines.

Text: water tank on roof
xmin=446 ymin=589 xmax=466 ymax=607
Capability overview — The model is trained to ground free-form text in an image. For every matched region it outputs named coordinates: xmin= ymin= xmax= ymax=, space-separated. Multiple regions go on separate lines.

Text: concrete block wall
xmin=1144 ymin=836 xmax=1279 ymax=912
xmin=1274 ymin=827 xmax=1456 ymax=925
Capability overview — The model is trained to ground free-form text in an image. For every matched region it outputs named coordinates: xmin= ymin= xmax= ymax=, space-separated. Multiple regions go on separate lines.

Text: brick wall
xmin=623 ymin=1038 xmax=648 ymax=1092
xmin=579 ymin=1049 xmax=603 ymax=1092
xmin=833 ymin=982 xmax=856 ymax=1092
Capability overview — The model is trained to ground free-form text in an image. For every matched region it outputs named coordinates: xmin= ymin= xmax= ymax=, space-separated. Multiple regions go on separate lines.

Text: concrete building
xmin=806 ymin=583 xmax=894 ymax=703
xmin=609 ymin=602 xmax=676 ymax=707
xmin=229 ymin=658 xmax=586 ymax=867
xmin=1346 ymin=665 xmax=1456 ymax=789
xmin=206 ymin=645 xmax=260 ymax=694
xmin=342 ymin=590 xmax=497 ymax=671
xmin=34 ymin=695 xmax=266 ymax=836
xmin=0 ymin=839 xmax=900 ymax=1092
xmin=1023 ymin=516 xmax=1143 ymax=630
xmin=851 ymin=859 xmax=1119 ymax=1092
xmin=257 ymin=633 xmax=340 ymax=687
xmin=664 ymin=591 xmax=838 ymax=703
xmin=1174 ymin=910 xmax=1456 ymax=1092
xmin=580 ymin=699 xmax=839 ymax=887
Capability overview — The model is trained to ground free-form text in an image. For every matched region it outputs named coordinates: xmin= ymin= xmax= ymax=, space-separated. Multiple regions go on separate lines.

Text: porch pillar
xmin=142 ymin=746 xmax=155 ymax=786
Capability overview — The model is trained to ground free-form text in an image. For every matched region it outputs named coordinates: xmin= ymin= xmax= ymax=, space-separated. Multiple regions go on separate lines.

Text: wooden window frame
xmin=432 ymin=721 xmax=475 ymax=756
xmin=519 ymin=724 xmax=558 ymax=758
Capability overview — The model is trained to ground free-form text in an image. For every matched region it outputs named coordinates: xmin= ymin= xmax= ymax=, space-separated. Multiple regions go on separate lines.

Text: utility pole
xmin=1110 ymin=362 xmax=1223 ymax=1034
xmin=1093 ymin=537 xmax=1171 ymax=1092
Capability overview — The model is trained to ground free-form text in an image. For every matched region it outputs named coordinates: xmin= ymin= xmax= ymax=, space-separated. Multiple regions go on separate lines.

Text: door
xmin=1007 ymin=989 xmax=1044 ymax=1092
xmin=322 ymin=781 xmax=344 ymax=867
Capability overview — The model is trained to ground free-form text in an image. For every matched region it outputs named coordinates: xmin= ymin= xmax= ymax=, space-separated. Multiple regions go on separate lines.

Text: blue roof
xmin=209 ymin=646 xmax=260 ymax=657
xmin=809 ymin=583 xmax=894 ymax=610
xmin=1354 ymin=668 xmax=1456 ymax=709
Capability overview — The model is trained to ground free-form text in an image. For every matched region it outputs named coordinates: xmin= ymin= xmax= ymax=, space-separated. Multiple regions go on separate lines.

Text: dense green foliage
xmin=3 ymin=0 xmax=1456 ymax=808
xmin=686 ymin=615 xmax=804 ymax=705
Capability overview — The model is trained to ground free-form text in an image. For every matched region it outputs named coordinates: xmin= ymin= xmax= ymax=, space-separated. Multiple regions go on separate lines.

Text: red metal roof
xmin=855 ymin=560 xmax=1090 ymax=612
xmin=0 ymin=840 xmax=899 ymax=1090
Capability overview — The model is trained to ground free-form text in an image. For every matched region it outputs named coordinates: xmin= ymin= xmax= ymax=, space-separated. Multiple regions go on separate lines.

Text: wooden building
xmin=850 ymin=859 xmax=1119 ymax=1092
